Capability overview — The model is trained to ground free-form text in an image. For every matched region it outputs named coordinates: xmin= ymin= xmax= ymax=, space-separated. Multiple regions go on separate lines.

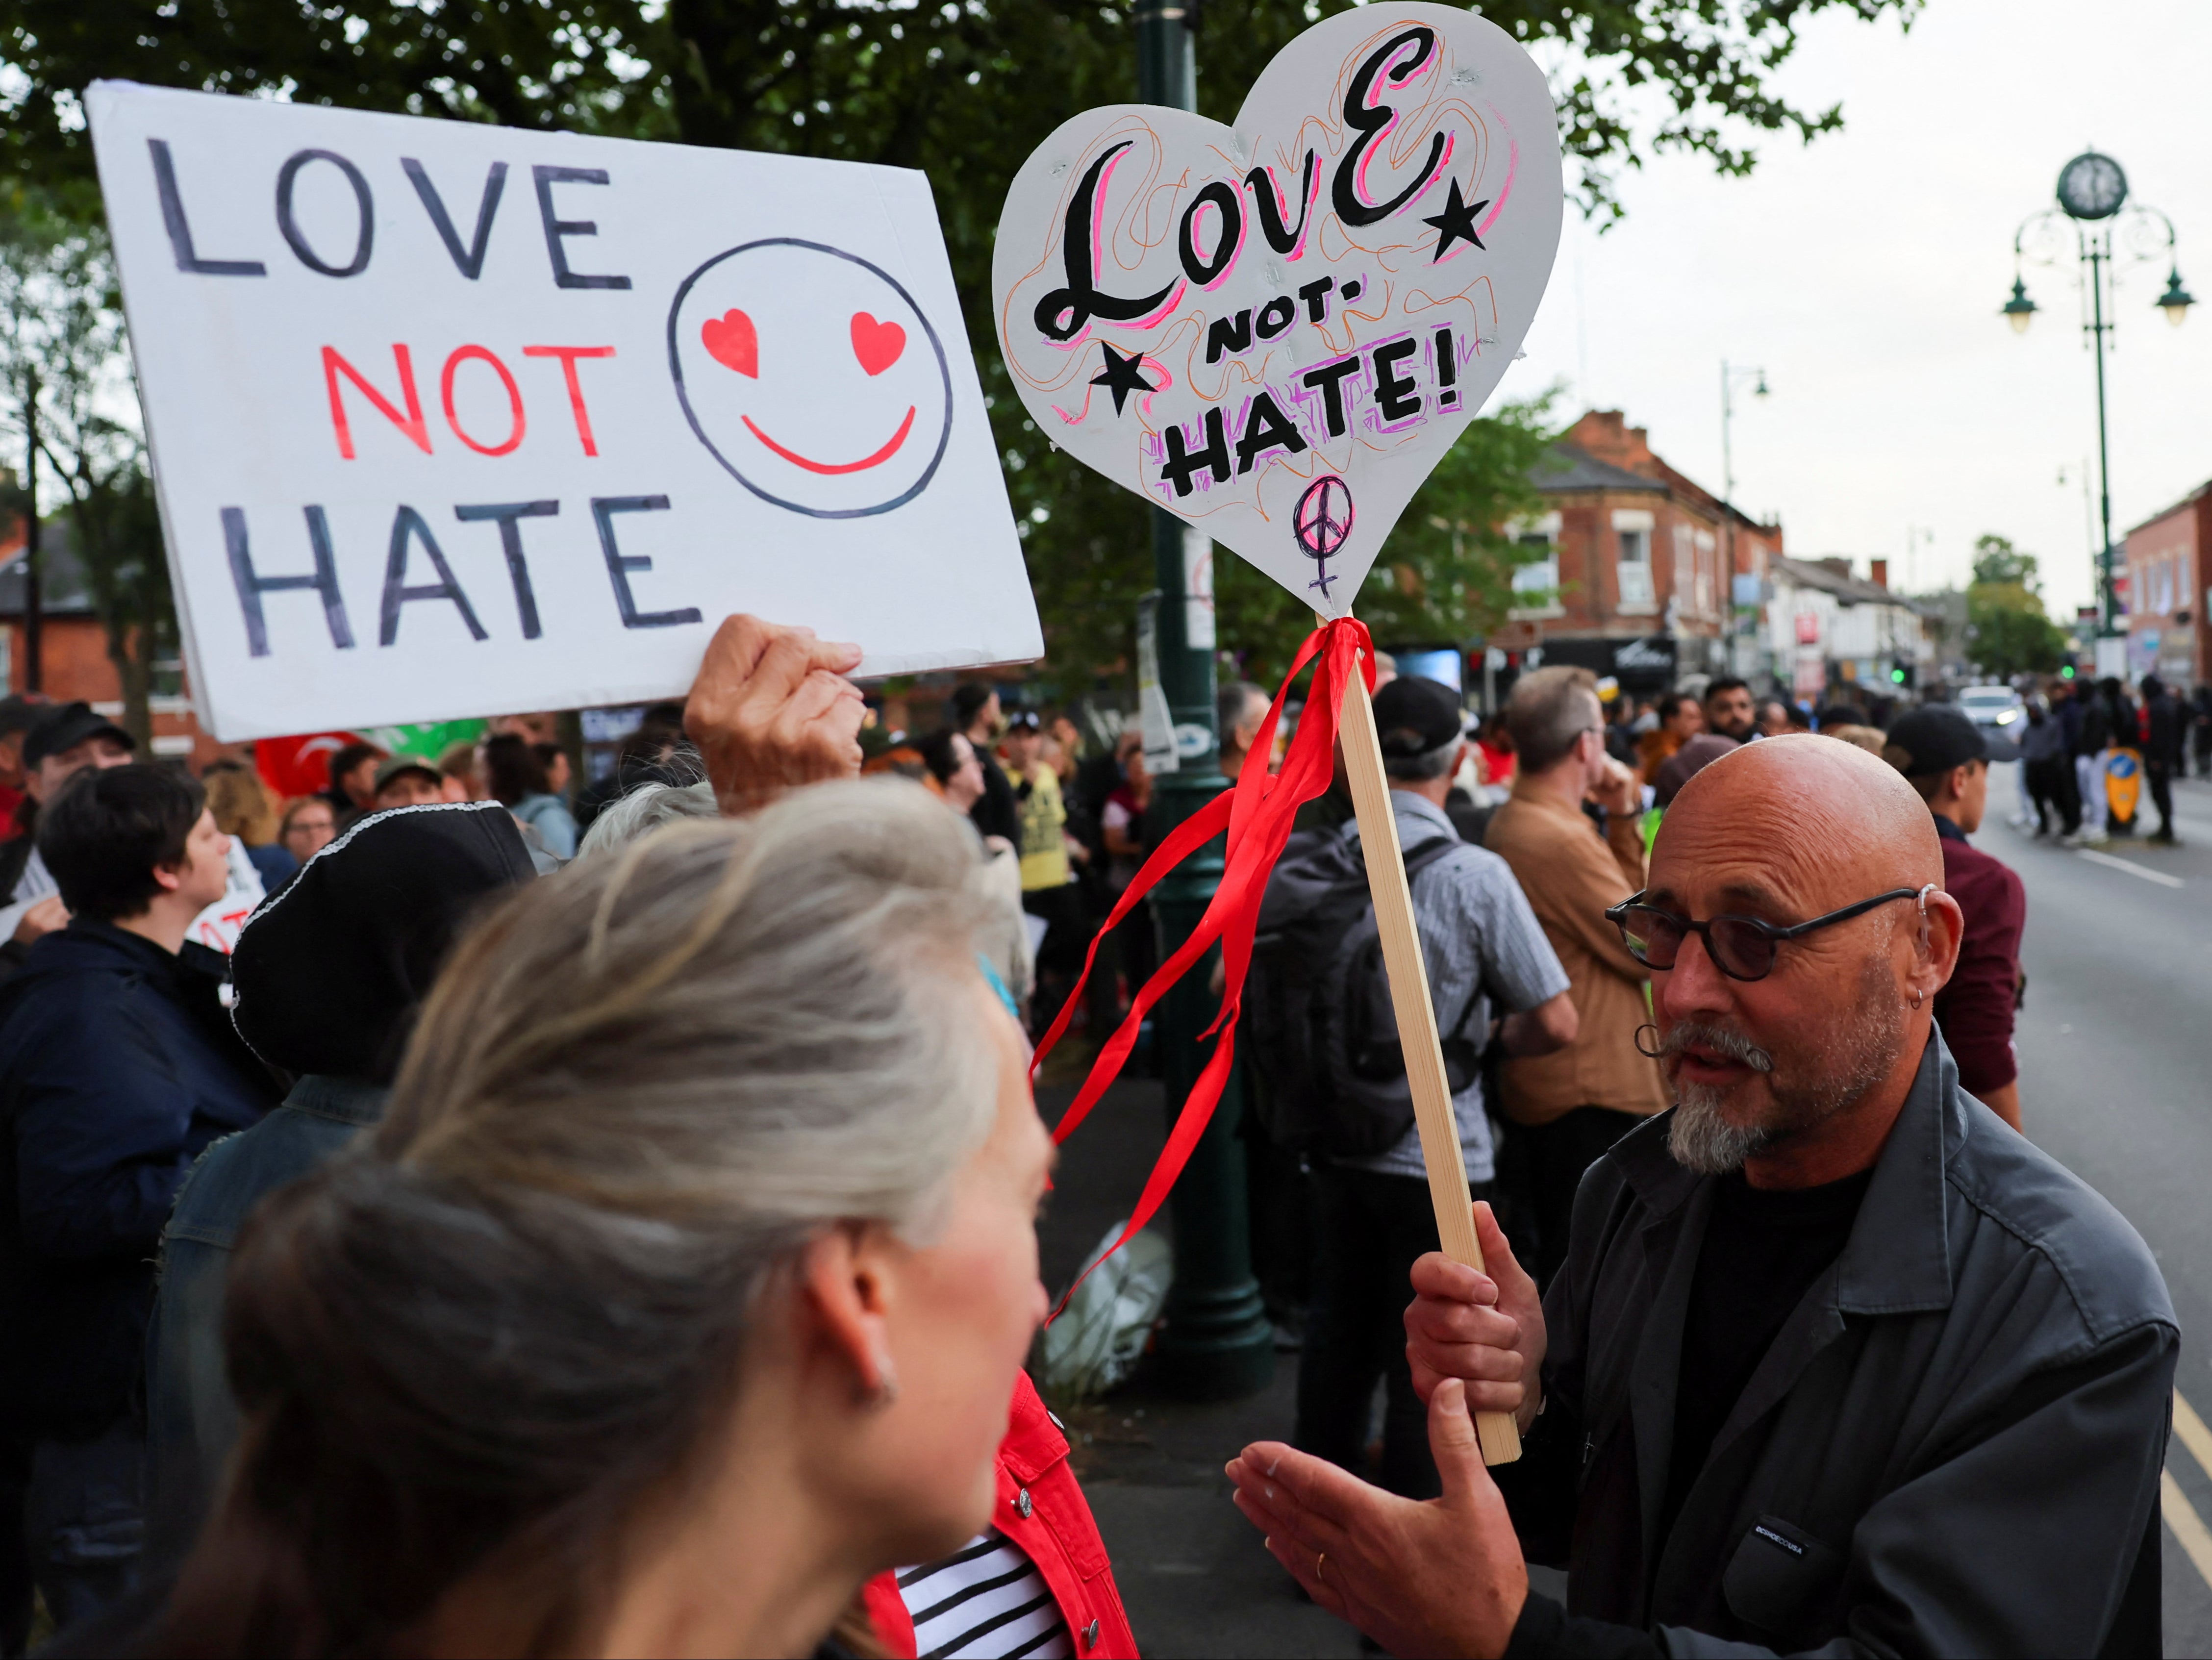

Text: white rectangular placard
xmin=89 ymin=81 xmax=1039 ymax=741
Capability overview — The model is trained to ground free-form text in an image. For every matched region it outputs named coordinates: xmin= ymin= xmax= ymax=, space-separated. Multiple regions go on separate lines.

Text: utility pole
xmin=1132 ymin=0 xmax=1273 ymax=1400
xmin=22 ymin=367 xmax=40 ymax=693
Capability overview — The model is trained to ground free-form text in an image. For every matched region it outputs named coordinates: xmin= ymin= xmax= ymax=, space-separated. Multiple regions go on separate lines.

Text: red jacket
xmin=862 ymin=1371 xmax=1137 ymax=1658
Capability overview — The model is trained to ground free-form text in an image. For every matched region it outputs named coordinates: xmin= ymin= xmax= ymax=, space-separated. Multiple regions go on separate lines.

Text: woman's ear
xmin=798 ymin=1223 xmax=902 ymax=1408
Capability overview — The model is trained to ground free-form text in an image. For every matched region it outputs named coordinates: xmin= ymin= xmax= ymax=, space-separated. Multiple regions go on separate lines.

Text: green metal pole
xmin=1133 ymin=0 xmax=1273 ymax=1400
xmin=2087 ymin=232 xmax=2120 ymax=638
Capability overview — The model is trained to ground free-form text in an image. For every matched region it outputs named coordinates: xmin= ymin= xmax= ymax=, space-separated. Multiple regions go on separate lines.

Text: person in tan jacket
xmin=1485 ymin=666 xmax=1668 ymax=1284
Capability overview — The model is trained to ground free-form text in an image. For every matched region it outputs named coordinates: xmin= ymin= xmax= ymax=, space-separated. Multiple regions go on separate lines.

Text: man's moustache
xmin=1659 ymin=1021 xmax=1776 ymax=1075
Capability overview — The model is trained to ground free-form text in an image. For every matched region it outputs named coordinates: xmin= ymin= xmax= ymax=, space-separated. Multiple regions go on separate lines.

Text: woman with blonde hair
xmin=133 ymin=781 xmax=1062 ymax=1658
xmin=201 ymin=762 xmax=294 ymax=886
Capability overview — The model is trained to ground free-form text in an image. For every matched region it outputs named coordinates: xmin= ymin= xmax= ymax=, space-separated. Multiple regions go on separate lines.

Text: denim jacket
xmin=142 ymin=1074 xmax=387 ymax=1575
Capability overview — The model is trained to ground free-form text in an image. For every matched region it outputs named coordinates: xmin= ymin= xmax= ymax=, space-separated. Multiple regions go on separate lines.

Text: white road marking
xmin=2076 ymin=849 xmax=2187 ymax=888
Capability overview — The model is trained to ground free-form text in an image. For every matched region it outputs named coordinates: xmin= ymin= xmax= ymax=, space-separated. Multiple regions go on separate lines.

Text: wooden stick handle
xmin=1336 ymin=658 xmax=1523 ymax=1466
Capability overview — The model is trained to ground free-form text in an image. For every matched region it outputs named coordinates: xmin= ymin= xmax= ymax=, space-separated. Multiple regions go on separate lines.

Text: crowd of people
xmin=0 ymin=622 xmax=2185 ymax=1659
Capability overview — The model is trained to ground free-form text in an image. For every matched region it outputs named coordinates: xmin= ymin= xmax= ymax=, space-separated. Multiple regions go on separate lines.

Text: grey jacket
xmin=1502 ymin=1034 xmax=2175 ymax=1656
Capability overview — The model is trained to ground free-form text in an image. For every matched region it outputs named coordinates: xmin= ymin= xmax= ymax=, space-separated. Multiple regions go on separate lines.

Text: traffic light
xmin=1889 ymin=662 xmax=1914 ymax=689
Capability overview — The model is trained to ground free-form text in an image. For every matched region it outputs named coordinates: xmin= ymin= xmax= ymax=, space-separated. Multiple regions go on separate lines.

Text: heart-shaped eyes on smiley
xmin=698 ymin=308 xmax=906 ymax=379
xmin=701 ymin=309 xmax=758 ymax=377
xmin=850 ymin=313 xmax=905 ymax=376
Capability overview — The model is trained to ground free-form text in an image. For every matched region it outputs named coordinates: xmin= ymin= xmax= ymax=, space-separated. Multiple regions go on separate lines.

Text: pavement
xmin=1033 ymin=1070 xmax=1562 ymax=1659
xmin=1040 ymin=766 xmax=2212 ymax=1656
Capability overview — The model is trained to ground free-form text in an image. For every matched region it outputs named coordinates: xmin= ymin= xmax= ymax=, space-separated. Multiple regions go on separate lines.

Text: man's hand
xmin=1406 ymin=1202 xmax=1547 ymax=1433
xmin=1226 ymin=1379 xmax=1528 ymax=1658
xmin=12 ymin=895 xmax=67 ymax=947
xmin=1590 ymin=755 xmax=1642 ymax=819
xmin=684 ymin=614 xmax=866 ymax=816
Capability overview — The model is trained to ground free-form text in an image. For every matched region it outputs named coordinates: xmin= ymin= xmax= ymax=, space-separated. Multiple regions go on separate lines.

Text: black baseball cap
xmin=22 ymin=701 xmax=135 ymax=769
xmin=1371 ymin=675 xmax=1464 ymax=759
xmin=373 ymin=754 xmax=444 ymax=794
xmin=1004 ymin=708 xmax=1041 ymax=733
xmin=1883 ymin=704 xmax=2020 ymax=777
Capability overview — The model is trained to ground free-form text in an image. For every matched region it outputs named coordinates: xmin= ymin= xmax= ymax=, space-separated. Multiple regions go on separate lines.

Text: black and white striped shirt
xmin=897 ymin=1530 xmax=1072 ymax=1660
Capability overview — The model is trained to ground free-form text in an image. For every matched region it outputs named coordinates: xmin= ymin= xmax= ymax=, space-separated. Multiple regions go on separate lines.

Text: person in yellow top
xmin=1485 ymin=665 xmax=1669 ymax=1286
xmin=1003 ymin=711 xmax=1080 ymax=1034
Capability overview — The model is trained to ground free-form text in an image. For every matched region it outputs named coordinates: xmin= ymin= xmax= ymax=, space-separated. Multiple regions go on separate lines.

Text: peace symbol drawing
xmin=991 ymin=4 xmax=1561 ymax=614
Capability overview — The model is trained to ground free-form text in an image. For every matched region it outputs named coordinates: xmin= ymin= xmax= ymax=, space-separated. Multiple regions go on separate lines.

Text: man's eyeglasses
xmin=1603 ymin=885 xmax=1935 ymax=983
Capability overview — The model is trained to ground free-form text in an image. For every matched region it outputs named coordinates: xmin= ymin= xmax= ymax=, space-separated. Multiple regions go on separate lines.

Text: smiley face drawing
xmin=669 ymin=239 xmax=954 ymax=519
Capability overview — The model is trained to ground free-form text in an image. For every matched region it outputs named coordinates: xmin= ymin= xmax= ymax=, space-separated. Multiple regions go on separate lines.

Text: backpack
xmin=1245 ymin=828 xmax=1486 ymax=1158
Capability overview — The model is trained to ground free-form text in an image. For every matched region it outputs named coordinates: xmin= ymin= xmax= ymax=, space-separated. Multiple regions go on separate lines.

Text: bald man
xmin=1227 ymin=736 xmax=2175 ymax=1659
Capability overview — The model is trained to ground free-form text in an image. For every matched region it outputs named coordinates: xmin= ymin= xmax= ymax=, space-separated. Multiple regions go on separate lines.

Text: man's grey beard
xmin=1665 ymin=955 xmax=1907 ymax=1175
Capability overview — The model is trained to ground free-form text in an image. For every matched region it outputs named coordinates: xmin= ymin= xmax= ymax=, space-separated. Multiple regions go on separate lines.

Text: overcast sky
xmin=1487 ymin=0 xmax=2212 ymax=618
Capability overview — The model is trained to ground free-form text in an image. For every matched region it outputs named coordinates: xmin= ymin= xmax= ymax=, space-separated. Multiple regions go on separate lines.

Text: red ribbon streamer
xmin=1033 ymin=616 xmax=1373 ymax=1304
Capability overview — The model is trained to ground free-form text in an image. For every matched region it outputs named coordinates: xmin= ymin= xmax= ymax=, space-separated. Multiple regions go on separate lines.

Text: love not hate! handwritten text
xmin=1144 ymin=325 xmax=1474 ymax=502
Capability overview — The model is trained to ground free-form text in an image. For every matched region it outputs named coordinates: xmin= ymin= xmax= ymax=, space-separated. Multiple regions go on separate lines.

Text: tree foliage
xmin=1966 ymin=533 xmax=2067 ymax=680
xmin=0 ymin=0 xmax=1918 ymax=688
xmin=0 ymin=206 xmax=172 ymax=742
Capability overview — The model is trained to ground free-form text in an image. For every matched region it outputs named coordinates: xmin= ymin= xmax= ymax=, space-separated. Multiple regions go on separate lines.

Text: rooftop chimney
xmin=1869 ymin=559 xmax=1889 ymax=590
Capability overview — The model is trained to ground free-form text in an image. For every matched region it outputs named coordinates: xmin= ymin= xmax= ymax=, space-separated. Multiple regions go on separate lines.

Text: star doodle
xmin=1422 ymin=178 xmax=1490 ymax=262
xmin=1090 ymin=342 xmax=1156 ymax=416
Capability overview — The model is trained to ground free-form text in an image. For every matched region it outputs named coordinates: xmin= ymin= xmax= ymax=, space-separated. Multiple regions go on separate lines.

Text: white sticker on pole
xmin=87 ymin=81 xmax=1039 ymax=741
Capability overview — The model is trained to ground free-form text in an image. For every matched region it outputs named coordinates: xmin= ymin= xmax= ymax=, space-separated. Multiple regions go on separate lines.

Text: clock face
xmin=2058 ymin=151 xmax=2128 ymax=221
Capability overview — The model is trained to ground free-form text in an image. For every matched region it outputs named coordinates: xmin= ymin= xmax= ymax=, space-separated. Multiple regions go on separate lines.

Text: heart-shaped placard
xmin=992 ymin=4 xmax=1560 ymax=616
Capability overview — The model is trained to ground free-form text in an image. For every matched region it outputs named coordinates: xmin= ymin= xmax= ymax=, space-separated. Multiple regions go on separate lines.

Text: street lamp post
xmin=1131 ymin=0 xmax=1274 ymax=1401
xmin=2003 ymin=150 xmax=2191 ymax=640
xmin=1719 ymin=360 xmax=1767 ymax=676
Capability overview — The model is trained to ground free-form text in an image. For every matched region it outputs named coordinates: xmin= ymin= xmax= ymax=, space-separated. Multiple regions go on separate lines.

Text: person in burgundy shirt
xmin=1880 ymin=704 xmax=2026 ymax=1130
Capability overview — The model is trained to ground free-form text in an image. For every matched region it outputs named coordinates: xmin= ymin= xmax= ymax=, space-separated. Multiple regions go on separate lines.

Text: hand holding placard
xmin=684 ymin=614 xmax=867 ymax=816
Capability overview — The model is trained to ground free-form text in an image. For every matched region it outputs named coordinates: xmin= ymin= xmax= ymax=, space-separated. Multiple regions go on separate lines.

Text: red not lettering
xmin=322 ymin=345 xmax=433 ymax=459
xmin=522 ymin=345 xmax=616 ymax=457
xmin=441 ymin=346 xmax=527 ymax=457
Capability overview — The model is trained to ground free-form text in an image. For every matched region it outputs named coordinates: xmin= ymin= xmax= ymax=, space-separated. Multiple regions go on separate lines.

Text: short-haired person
xmin=1637 ymin=692 xmax=1703 ymax=785
xmin=1229 ymin=735 xmax=2172 ymax=1658
xmin=918 ymin=726 xmax=989 ymax=817
xmin=1755 ymin=697 xmax=1794 ymax=737
xmin=1882 ymin=705 xmax=2025 ymax=1131
xmin=0 ymin=703 xmax=139 ymax=969
xmin=276 ymin=796 xmax=337 ymax=866
xmin=127 ymin=783 xmax=1099 ymax=1659
xmin=1484 ymin=666 xmax=1666 ymax=1284
xmin=1702 ymin=676 xmax=1757 ymax=744
xmin=1218 ymin=679 xmax=1273 ymax=779
xmin=319 ymin=741 xmax=384 ymax=829
xmin=1294 ymin=675 xmax=1576 ymax=1502
xmin=371 ymin=754 xmax=447 ymax=811
xmin=0 ymin=766 xmax=278 ymax=1628
xmin=952 ymin=683 xmax=1021 ymax=845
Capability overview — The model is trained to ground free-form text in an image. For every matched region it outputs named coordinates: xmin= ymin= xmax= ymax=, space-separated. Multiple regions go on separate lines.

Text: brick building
xmin=0 ymin=520 xmax=228 ymax=765
xmin=1490 ymin=410 xmax=1784 ymax=693
xmin=2122 ymin=484 xmax=2208 ymax=685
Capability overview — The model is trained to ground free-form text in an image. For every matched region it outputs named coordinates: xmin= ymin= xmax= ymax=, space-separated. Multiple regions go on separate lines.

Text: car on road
xmin=1958 ymin=685 xmax=2025 ymax=732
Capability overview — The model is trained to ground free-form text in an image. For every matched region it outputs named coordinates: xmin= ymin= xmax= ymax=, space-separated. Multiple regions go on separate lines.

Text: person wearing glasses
xmin=1226 ymin=733 xmax=2172 ymax=1660
xmin=1880 ymin=704 xmax=2026 ymax=1132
